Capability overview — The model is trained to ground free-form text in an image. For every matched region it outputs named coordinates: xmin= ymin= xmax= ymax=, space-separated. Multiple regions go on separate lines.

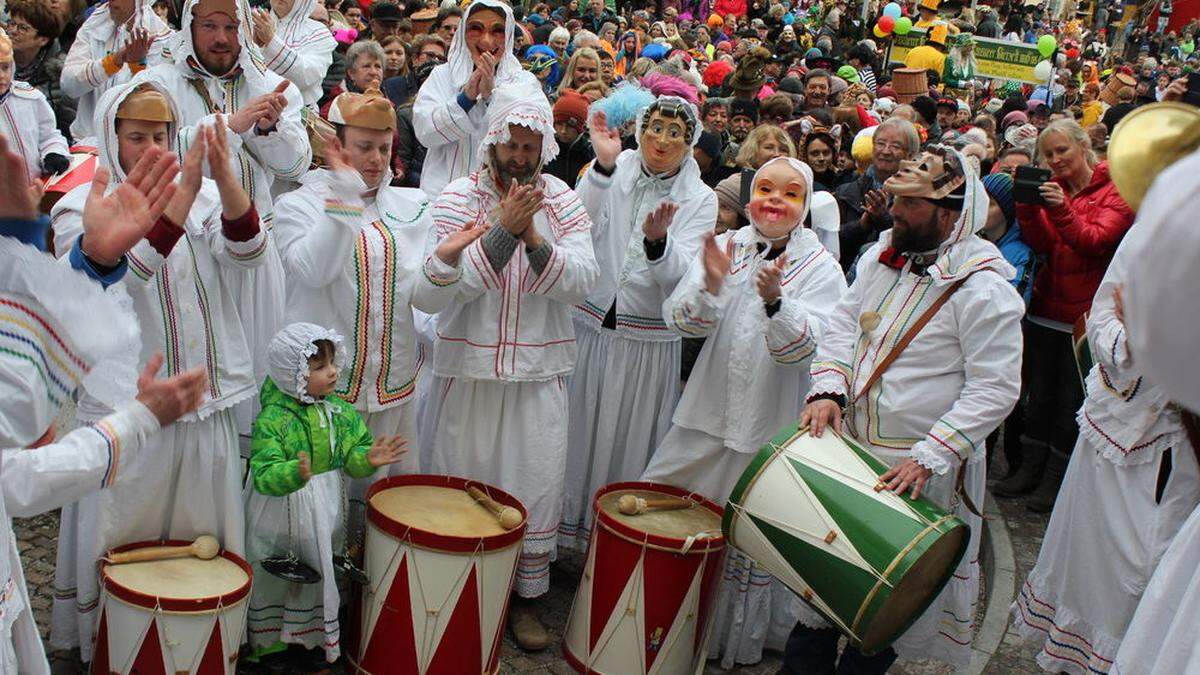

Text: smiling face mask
xmin=747 ymin=158 xmax=811 ymax=240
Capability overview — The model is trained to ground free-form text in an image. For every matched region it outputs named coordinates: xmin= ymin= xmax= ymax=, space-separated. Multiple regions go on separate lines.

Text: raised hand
xmin=366 ymin=435 xmax=408 ymax=467
xmin=208 ymin=115 xmax=252 ymax=219
xmin=756 ymin=253 xmax=788 ymax=303
xmin=0 ymin=134 xmax=39 ymax=220
xmin=496 ymin=183 xmax=543 ymax=236
xmin=255 ymin=81 xmax=291 ymax=132
xmin=82 ymin=147 xmax=179 ymax=265
xmin=702 ymin=231 xmax=733 ymax=295
xmin=589 ymin=111 xmax=622 ymax=171
xmin=251 ymin=8 xmax=275 ymax=47
xmin=134 ymin=352 xmax=209 ymax=426
xmin=121 ymin=27 xmax=154 ymax=65
xmin=179 ymin=130 xmax=206 ymax=197
xmin=474 ymin=52 xmax=497 ymax=99
xmin=297 ymin=451 xmax=313 ymax=481
xmin=322 ymin=135 xmax=356 ymax=176
xmin=642 ymin=201 xmax=678 ymax=241
xmin=436 ymin=220 xmax=488 ymax=266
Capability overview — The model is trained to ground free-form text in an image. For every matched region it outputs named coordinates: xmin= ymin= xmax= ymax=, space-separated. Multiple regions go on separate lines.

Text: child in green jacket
xmin=245 ymin=322 xmax=406 ymax=665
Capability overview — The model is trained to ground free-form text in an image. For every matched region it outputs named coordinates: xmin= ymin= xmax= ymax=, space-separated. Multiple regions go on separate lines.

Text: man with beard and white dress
xmin=787 ymin=145 xmax=1024 ymax=673
xmin=134 ymin=0 xmax=310 ymax=411
xmin=49 ymin=81 xmax=269 ymax=661
xmin=413 ymin=0 xmax=541 ymax=197
xmin=61 ymin=0 xmax=173 ymax=144
xmin=249 ymin=0 xmax=335 ymax=108
xmin=558 ymin=96 xmax=717 ymax=551
xmin=422 ymin=84 xmax=597 ymax=651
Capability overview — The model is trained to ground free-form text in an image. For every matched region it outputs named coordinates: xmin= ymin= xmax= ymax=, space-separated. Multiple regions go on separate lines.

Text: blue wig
xmin=590 ymin=81 xmax=656 ymax=132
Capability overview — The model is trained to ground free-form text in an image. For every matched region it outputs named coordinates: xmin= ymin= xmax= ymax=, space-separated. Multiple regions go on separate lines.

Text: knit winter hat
xmin=982 ymin=172 xmax=1016 ymax=227
xmin=778 ymin=76 xmax=805 ymax=94
xmin=1001 ymin=110 xmax=1028 ymax=130
xmin=702 ymin=60 xmax=734 ymax=90
xmin=713 ymin=174 xmax=742 ymax=215
xmin=836 ymin=65 xmax=860 ymax=82
xmin=729 ymin=97 xmax=759 ymax=123
xmin=911 ymin=95 xmax=938 ymax=126
xmin=553 ymin=89 xmax=590 ymax=130
xmin=694 ymin=130 xmax=722 ymax=162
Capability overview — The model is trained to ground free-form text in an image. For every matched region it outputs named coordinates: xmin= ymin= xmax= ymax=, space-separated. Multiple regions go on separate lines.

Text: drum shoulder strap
xmin=851 ymin=274 xmax=973 ymax=406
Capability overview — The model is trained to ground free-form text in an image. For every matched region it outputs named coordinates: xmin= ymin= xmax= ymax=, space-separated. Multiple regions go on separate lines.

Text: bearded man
xmin=786 ymin=146 xmax=1023 ymax=673
xmin=421 ymin=83 xmax=597 ymax=651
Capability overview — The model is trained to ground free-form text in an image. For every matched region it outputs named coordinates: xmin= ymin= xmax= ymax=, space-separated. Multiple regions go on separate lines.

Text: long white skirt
xmin=1113 ymin=502 xmax=1200 ymax=675
xmin=245 ymin=470 xmax=346 ymax=662
xmin=642 ymin=425 xmax=802 ymax=668
xmin=2 ymin=523 xmax=50 ymax=675
xmin=229 ymin=244 xmax=287 ymax=441
xmin=1011 ymin=440 xmax=1200 ymax=675
xmin=790 ymin=445 xmax=986 ymax=667
xmin=425 ymin=375 xmax=568 ymax=598
xmin=49 ymin=409 xmax=244 ymax=660
xmin=560 ymin=323 xmax=680 ymax=550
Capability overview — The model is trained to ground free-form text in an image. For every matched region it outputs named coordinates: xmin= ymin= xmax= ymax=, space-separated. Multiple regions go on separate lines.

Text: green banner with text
xmin=969 ymin=36 xmax=1048 ymax=84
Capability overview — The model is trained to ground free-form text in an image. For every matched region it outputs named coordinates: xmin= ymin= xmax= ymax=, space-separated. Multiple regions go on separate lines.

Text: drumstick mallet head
xmin=618 ymin=494 xmax=648 ymax=515
xmin=617 ymin=494 xmax=695 ymax=515
xmin=105 ymin=535 xmax=221 ymax=565
xmin=465 ymin=485 xmax=523 ymax=530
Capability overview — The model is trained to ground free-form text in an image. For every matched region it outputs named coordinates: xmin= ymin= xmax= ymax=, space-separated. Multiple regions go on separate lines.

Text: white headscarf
xmin=93 ymin=80 xmax=182 ymax=184
xmin=479 ymin=82 xmax=558 ymax=168
xmin=266 ymin=322 xmax=347 ymax=404
xmin=747 ymin=156 xmax=815 ymax=239
xmin=172 ymin=0 xmax=269 ymax=84
xmin=274 ymin=0 xmax=334 ymax=50
xmin=77 ymin=0 xmax=171 ymax=50
xmin=443 ymin=0 xmax=524 ymax=89
xmin=0 ymin=237 xmax=140 ymax=447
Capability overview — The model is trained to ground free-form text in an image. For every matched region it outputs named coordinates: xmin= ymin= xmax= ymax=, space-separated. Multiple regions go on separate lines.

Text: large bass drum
xmin=723 ymin=425 xmax=969 ymax=655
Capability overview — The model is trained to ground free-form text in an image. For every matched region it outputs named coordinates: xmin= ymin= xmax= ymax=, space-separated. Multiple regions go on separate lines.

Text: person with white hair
xmin=421 ymin=79 xmax=597 ymax=651
xmin=549 ymin=25 xmax=571 ymax=55
xmin=792 ymin=144 xmax=1024 ymax=672
xmin=60 ymin=0 xmax=173 ymax=143
xmin=559 ymin=97 xmax=717 ymax=552
xmin=413 ymin=0 xmax=543 ymax=197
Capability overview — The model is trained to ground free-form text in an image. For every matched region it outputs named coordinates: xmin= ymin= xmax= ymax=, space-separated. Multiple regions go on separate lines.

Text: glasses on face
xmin=5 ymin=21 xmax=33 ymax=35
xmin=420 ymin=50 xmax=445 ymax=62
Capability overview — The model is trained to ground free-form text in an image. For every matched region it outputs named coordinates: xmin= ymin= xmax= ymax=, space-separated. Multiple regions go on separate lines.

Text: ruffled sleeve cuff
xmin=910 ymin=442 xmax=954 ymax=476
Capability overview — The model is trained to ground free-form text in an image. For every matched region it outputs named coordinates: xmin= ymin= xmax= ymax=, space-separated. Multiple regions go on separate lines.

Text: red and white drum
xmin=563 ymin=482 xmax=726 ymax=675
xmin=348 ymin=475 xmax=527 ymax=675
xmin=91 ymin=540 xmax=251 ymax=674
xmin=40 ymin=145 xmax=97 ymax=215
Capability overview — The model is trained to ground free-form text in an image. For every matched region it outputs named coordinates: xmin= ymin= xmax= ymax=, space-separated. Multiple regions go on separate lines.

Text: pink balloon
xmin=878 ymin=15 xmax=895 ymax=32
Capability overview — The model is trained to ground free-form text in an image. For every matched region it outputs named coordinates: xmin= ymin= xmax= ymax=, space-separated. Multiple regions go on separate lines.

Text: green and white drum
xmin=722 ymin=424 xmax=969 ymax=655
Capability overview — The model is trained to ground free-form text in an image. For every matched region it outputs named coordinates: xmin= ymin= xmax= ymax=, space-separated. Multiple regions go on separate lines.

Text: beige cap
xmin=192 ymin=0 xmax=239 ymax=19
xmin=328 ymin=88 xmax=396 ymax=131
xmin=116 ymin=86 xmax=174 ymax=123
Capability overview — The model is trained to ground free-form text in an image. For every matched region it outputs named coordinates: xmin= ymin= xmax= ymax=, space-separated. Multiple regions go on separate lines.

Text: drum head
xmin=371 ymin=485 xmax=506 ymax=538
xmin=860 ymin=522 xmax=969 ymax=654
xmin=104 ymin=554 xmax=249 ymax=601
xmin=599 ymin=489 xmax=723 ymax=540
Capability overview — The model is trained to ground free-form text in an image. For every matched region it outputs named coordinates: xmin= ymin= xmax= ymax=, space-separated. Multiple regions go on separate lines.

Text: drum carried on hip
xmin=347 ymin=475 xmax=527 ymax=675
xmin=91 ymin=540 xmax=251 ymax=674
xmin=563 ymin=482 xmax=725 ymax=675
xmin=723 ymin=426 xmax=969 ymax=655
xmin=40 ymin=146 xmax=97 ymax=216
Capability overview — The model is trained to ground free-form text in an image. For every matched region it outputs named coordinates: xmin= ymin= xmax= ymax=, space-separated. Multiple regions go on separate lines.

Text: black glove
xmin=42 ymin=153 xmax=70 ymax=177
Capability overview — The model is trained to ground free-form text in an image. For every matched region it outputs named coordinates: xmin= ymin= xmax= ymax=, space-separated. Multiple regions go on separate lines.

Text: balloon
xmin=1033 ymin=60 xmax=1052 ymax=81
xmin=1038 ymin=34 xmax=1057 ymax=57
xmin=895 ymin=16 xmax=913 ymax=35
xmin=883 ymin=2 xmax=902 ymax=18
xmin=878 ymin=15 xmax=895 ymax=33
xmin=874 ymin=24 xmax=888 ymax=38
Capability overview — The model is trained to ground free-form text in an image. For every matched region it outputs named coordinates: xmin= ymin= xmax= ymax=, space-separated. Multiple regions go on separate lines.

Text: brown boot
xmin=1026 ymin=450 xmax=1069 ymax=514
xmin=993 ymin=436 xmax=1049 ymax=498
xmin=509 ymin=600 xmax=551 ymax=651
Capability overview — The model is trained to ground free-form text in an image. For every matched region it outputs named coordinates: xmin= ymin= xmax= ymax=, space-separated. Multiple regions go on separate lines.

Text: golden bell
xmin=859 ymin=311 xmax=882 ymax=333
xmin=1108 ymin=102 xmax=1200 ymax=211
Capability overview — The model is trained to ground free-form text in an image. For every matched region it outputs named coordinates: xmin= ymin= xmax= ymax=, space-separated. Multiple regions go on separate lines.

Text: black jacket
xmin=834 ymin=167 xmax=892 ymax=271
xmin=546 ymin=133 xmax=595 ymax=189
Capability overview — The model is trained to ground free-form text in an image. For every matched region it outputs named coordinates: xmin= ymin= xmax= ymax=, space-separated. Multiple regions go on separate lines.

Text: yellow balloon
xmin=874 ymin=24 xmax=887 ymax=38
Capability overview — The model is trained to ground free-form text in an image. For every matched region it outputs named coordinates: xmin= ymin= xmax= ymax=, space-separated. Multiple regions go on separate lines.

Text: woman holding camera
xmin=996 ymin=119 xmax=1134 ymax=512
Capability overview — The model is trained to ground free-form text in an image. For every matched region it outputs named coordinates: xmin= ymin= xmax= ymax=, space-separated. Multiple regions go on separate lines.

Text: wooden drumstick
xmin=617 ymin=494 xmax=694 ymax=515
xmin=466 ymin=486 xmax=523 ymax=530
xmin=106 ymin=536 xmax=220 ymax=565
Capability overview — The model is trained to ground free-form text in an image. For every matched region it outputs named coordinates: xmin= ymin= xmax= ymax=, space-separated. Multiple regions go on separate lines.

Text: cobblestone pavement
xmin=19 ymin=453 xmax=1052 ymax=673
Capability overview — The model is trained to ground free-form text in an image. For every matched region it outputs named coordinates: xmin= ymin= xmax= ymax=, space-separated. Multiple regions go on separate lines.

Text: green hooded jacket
xmin=249 ymin=378 xmax=377 ymax=496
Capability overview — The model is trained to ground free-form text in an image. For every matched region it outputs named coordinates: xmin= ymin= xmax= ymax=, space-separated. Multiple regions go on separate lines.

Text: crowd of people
xmin=0 ymin=0 xmax=1199 ymax=672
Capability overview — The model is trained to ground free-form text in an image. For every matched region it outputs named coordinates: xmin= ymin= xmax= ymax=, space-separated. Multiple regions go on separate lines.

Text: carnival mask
xmin=640 ymin=110 xmax=690 ymax=174
xmin=748 ymin=159 xmax=808 ymax=240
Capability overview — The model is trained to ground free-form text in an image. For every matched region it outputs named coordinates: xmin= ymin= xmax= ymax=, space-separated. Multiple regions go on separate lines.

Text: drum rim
xmin=100 ymin=540 xmax=252 ymax=612
xmin=592 ymin=481 xmax=725 ymax=552
xmin=365 ymin=474 xmax=528 ymax=552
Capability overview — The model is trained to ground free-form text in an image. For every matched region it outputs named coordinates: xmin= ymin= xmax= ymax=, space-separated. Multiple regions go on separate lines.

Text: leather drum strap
xmin=849 ymin=274 xmax=985 ymax=518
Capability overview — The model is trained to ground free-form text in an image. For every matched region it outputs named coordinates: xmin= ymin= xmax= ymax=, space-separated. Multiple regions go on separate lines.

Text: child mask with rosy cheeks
xmin=746 ymin=157 xmax=814 ymax=243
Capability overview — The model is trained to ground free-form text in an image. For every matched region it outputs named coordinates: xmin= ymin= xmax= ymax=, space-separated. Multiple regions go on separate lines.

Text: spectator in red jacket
xmin=713 ymin=0 xmax=748 ymax=19
xmin=996 ymin=119 xmax=1134 ymax=512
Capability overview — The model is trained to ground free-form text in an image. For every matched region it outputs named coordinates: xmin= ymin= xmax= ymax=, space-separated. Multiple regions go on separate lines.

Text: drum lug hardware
xmin=427 ymin=609 xmax=438 ymax=616
xmin=824 ymin=531 xmax=837 ymax=544
xmin=802 ymin=588 xmax=813 ymax=601
xmin=874 ymin=481 xmax=887 ymax=492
